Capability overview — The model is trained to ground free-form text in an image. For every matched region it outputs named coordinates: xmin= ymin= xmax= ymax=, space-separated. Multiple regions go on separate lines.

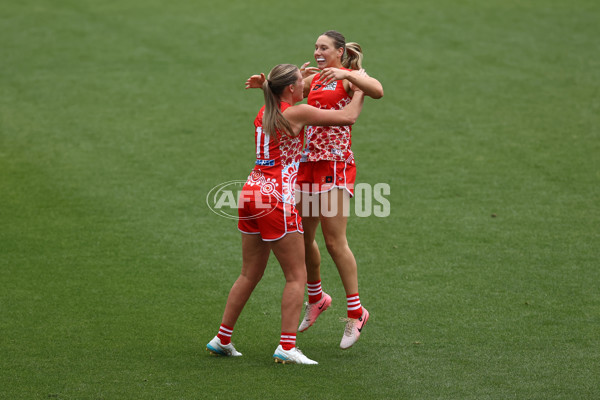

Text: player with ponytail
xmin=245 ymin=31 xmax=383 ymax=350
xmin=207 ymin=63 xmax=365 ymax=364
xmin=297 ymin=30 xmax=384 ymax=350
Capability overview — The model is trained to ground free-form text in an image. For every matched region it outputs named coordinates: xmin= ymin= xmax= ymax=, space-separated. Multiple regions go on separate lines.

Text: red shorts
xmin=296 ymin=160 xmax=356 ymax=197
xmin=237 ymin=189 xmax=303 ymax=241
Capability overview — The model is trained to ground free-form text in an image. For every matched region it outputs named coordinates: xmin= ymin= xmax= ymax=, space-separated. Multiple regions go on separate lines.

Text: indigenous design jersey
xmin=301 ymin=69 xmax=354 ymax=164
xmin=245 ymin=102 xmax=304 ymax=205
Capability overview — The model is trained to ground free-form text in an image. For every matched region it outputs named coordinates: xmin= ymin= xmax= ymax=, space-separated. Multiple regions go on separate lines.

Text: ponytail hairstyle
xmin=262 ymin=63 xmax=298 ymax=140
xmin=344 ymin=42 xmax=363 ymax=70
xmin=321 ymin=30 xmax=363 ymax=70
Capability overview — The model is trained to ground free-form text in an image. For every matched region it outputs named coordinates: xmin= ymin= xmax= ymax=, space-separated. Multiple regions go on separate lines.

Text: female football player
xmin=207 ymin=63 xmax=365 ymax=364
xmin=245 ymin=30 xmax=384 ymax=349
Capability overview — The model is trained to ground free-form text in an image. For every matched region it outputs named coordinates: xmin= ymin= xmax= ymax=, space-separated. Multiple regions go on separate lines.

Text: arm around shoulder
xmin=283 ymin=91 xmax=365 ymax=132
xmin=347 ymin=71 xmax=384 ymax=99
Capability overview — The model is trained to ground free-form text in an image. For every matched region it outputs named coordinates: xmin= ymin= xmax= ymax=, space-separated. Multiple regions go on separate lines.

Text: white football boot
xmin=273 ymin=345 xmax=318 ymax=365
xmin=206 ymin=336 xmax=242 ymax=357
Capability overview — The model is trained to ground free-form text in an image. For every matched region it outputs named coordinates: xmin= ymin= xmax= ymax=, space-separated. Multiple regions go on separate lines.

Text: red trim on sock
xmin=280 ymin=332 xmax=296 ymax=351
xmin=346 ymin=293 xmax=363 ymax=319
xmin=217 ymin=323 xmax=234 ymax=345
xmin=307 ymin=280 xmax=323 ymax=304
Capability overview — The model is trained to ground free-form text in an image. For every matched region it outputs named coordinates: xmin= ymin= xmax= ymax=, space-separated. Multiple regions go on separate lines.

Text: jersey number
xmin=256 ymin=127 xmax=270 ymax=159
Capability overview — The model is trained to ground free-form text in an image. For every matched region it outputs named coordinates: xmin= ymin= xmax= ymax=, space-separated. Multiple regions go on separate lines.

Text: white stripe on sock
xmin=219 ymin=327 xmax=233 ymax=337
xmin=347 ymin=295 xmax=361 ymax=311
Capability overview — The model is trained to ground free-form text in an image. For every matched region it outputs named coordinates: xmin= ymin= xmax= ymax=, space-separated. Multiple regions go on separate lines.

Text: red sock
xmin=307 ymin=280 xmax=323 ymax=304
xmin=217 ymin=323 xmax=233 ymax=345
xmin=346 ymin=293 xmax=363 ymax=319
xmin=280 ymin=332 xmax=296 ymax=351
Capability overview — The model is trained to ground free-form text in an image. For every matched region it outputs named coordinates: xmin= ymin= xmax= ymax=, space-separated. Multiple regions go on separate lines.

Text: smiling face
xmin=314 ymin=35 xmax=344 ymax=69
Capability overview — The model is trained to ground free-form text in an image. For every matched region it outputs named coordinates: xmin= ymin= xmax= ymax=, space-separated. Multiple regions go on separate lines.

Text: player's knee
xmin=284 ymin=267 xmax=306 ymax=285
xmin=240 ymin=270 xmax=264 ymax=286
xmin=324 ymin=237 xmax=348 ymax=258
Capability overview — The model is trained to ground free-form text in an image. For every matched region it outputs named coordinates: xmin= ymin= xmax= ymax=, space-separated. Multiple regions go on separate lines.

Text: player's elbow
xmin=371 ymin=87 xmax=384 ymax=99
xmin=346 ymin=115 xmax=358 ymax=125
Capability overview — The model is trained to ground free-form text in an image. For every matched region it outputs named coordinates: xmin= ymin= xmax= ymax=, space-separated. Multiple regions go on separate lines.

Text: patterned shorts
xmin=296 ymin=160 xmax=356 ymax=197
xmin=237 ymin=186 xmax=303 ymax=241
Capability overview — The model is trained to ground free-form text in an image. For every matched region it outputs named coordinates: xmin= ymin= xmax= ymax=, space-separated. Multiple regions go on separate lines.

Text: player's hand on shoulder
xmin=319 ymin=67 xmax=348 ymax=86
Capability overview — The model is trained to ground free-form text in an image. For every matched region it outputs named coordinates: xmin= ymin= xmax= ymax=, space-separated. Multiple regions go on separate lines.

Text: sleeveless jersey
xmin=244 ymin=102 xmax=304 ymax=205
xmin=301 ymin=69 xmax=354 ymax=164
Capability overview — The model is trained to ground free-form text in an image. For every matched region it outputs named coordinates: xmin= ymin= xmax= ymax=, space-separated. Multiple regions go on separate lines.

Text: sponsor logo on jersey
xmin=323 ymin=81 xmax=337 ymax=91
xmin=255 ymin=159 xmax=275 ymax=166
xmin=312 ymin=81 xmax=337 ymax=92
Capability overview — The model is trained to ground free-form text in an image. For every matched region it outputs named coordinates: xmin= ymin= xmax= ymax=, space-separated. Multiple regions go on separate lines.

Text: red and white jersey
xmin=245 ymin=102 xmax=304 ymax=205
xmin=301 ymin=69 xmax=354 ymax=164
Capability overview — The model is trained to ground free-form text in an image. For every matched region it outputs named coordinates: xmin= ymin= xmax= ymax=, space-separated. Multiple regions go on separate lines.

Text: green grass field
xmin=1 ymin=0 xmax=599 ymax=398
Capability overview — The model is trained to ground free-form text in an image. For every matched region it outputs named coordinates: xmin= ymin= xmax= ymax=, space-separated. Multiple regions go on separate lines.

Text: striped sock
xmin=307 ymin=280 xmax=323 ymax=304
xmin=280 ymin=332 xmax=296 ymax=351
xmin=346 ymin=293 xmax=363 ymax=319
xmin=217 ymin=323 xmax=234 ymax=345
